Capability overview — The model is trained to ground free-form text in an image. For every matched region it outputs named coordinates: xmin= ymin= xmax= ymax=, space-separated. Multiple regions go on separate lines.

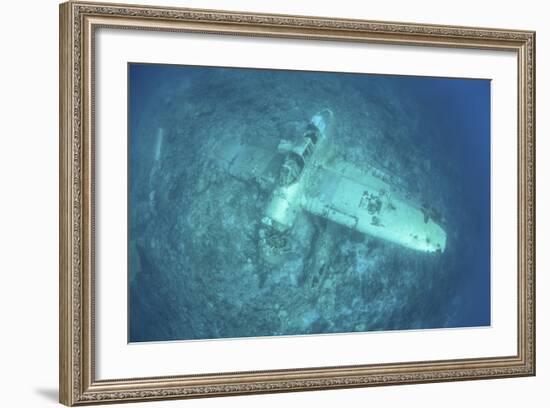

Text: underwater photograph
xmin=128 ymin=63 xmax=491 ymax=343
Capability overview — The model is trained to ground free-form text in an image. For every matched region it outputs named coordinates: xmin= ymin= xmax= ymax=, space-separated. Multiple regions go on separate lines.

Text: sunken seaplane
xmin=210 ymin=109 xmax=446 ymax=263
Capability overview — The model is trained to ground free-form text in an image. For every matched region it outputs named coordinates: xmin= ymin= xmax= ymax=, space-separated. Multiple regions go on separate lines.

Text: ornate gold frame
xmin=59 ymin=1 xmax=536 ymax=405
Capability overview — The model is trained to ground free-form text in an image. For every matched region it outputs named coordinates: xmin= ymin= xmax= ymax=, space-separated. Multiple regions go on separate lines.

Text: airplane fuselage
xmin=262 ymin=109 xmax=447 ymax=254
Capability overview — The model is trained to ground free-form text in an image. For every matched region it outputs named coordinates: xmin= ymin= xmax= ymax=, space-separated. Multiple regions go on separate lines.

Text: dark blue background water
xmin=385 ymin=76 xmax=491 ymax=327
xmin=128 ymin=63 xmax=490 ymax=342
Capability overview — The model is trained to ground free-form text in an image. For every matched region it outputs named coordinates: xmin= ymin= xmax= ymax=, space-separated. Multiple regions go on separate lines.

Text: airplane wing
xmin=302 ymin=159 xmax=446 ymax=253
xmin=210 ymin=136 xmax=284 ymax=190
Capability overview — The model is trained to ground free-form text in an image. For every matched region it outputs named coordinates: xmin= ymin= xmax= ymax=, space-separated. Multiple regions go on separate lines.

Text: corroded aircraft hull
xmin=262 ymin=110 xmax=446 ymax=253
xmin=212 ymin=109 xmax=447 ymax=255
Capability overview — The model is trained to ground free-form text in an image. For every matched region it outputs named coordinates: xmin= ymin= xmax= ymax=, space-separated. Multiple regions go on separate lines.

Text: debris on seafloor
xmin=209 ymin=109 xmax=447 ymax=264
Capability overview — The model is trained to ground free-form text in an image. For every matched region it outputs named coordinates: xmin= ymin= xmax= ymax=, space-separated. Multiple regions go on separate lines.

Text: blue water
xmin=128 ymin=63 xmax=490 ymax=342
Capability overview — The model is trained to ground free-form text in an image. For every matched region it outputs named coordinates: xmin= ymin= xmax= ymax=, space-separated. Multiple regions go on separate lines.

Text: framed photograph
xmin=59 ymin=1 xmax=536 ymax=405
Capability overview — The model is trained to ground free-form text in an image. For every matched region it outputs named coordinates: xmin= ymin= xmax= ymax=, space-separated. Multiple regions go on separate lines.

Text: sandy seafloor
xmin=127 ymin=63 xmax=491 ymax=342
